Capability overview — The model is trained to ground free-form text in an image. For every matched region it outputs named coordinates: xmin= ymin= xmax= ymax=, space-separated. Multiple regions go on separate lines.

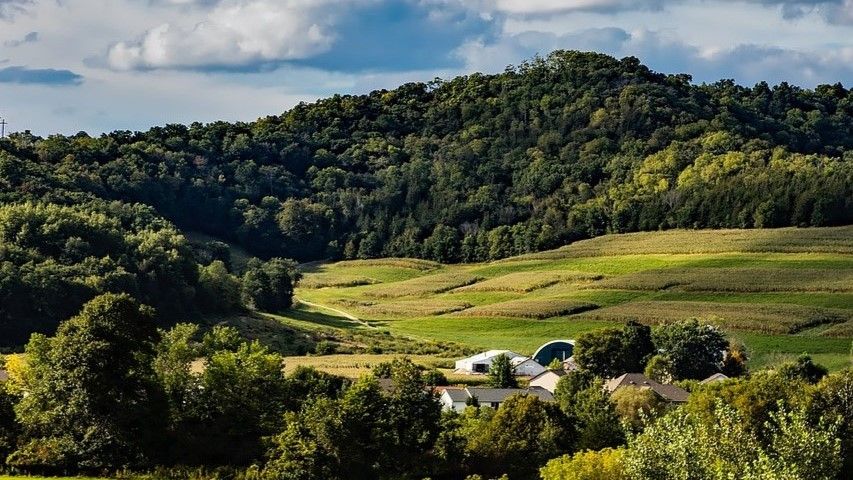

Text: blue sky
xmin=0 ymin=0 xmax=851 ymax=135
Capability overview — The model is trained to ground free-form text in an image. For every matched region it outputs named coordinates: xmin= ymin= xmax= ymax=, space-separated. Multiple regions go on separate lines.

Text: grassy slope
xmin=291 ymin=226 xmax=853 ymax=372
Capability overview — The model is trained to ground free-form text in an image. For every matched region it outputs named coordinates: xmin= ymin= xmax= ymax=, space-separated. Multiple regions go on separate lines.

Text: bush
xmin=541 ymin=448 xmax=627 ymax=480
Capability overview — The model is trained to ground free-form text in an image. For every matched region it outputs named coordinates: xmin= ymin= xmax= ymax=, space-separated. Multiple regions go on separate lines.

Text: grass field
xmin=289 ymin=226 xmax=852 ymax=372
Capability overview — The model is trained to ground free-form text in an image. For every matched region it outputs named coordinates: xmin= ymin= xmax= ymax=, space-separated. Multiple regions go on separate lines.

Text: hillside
xmin=1 ymin=49 xmax=852 ymax=347
xmin=295 ymin=226 xmax=853 ymax=371
xmin=1 ymin=50 xmax=851 ymax=267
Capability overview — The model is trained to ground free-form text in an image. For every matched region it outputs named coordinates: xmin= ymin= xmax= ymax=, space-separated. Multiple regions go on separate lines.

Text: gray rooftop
xmin=466 ymin=386 xmax=555 ymax=403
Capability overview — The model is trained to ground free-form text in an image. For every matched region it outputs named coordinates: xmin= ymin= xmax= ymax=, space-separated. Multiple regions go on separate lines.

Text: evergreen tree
xmin=488 ymin=354 xmax=518 ymax=388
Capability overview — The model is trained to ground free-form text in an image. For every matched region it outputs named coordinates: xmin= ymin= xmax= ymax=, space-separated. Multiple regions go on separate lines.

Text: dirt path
xmin=295 ymin=297 xmax=377 ymax=330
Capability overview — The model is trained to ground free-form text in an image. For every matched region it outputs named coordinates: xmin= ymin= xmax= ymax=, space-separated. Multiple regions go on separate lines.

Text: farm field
xmin=293 ymin=227 xmax=853 ymax=371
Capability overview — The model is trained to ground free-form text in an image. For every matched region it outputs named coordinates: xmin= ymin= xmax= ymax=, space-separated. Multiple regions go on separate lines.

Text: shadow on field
xmin=284 ymin=306 xmax=362 ymax=330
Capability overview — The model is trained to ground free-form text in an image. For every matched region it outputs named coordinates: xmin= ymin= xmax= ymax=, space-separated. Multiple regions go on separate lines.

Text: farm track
xmin=295 ymin=297 xmax=378 ymax=330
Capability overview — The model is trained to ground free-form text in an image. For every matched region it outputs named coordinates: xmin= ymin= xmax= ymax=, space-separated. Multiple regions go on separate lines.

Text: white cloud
xmin=484 ymin=0 xmax=669 ymax=15
xmin=105 ymin=0 xmax=365 ymax=71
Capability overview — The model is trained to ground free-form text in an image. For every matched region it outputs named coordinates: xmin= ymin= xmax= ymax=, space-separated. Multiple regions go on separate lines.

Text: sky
xmin=0 ymin=0 xmax=851 ymax=135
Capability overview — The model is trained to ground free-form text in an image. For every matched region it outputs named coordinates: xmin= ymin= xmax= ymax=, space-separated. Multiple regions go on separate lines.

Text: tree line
xmin=0 ymin=294 xmax=849 ymax=479
xmin=0 ymin=201 xmax=300 ymax=347
xmin=1 ymin=51 xmax=850 ymax=267
xmin=2 ymin=49 xmax=852 ymax=345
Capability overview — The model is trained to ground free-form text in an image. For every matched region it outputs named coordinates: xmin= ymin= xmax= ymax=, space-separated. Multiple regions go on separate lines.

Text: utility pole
xmin=0 ymin=117 xmax=6 ymax=139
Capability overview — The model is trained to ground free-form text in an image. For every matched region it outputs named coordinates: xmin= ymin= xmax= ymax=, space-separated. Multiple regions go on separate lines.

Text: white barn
xmin=454 ymin=350 xmax=546 ymax=377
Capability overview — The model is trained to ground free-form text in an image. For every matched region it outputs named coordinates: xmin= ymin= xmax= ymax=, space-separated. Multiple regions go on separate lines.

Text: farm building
xmin=438 ymin=386 xmax=555 ymax=411
xmin=528 ymin=369 xmax=566 ymax=393
xmin=454 ymin=350 xmax=546 ymax=376
xmin=604 ymin=373 xmax=689 ymax=403
xmin=532 ymin=339 xmax=575 ymax=366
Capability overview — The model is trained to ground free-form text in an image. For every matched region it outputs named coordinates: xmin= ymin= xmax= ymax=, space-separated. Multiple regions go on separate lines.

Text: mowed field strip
xmin=294 ymin=226 xmax=853 ymax=371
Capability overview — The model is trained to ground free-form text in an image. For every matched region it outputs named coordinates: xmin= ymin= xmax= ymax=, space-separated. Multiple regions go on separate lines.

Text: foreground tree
xmin=9 ymin=294 xmax=166 ymax=472
xmin=540 ymin=448 xmax=627 ymax=480
xmin=809 ymin=369 xmax=853 ymax=475
xmin=0 ymin=356 xmax=19 ymax=461
xmin=623 ymin=402 xmax=841 ymax=480
xmin=263 ymin=377 xmax=390 ymax=480
xmin=462 ymin=394 xmax=574 ymax=479
xmin=154 ymin=324 xmax=290 ymax=465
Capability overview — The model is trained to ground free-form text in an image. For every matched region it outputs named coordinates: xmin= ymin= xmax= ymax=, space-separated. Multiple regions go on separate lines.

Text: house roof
xmin=460 ymin=350 xmax=525 ymax=363
xmin=441 ymin=387 xmax=470 ymax=402
xmin=530 ymin=369 xmax=567 ymax=382
xmin=700 ymin=373 xmax=730 ymax=384
xmin=510 ymin=357 xmax=538 ymax=366
xmin=467 ymin=386 xmax=555 ymax=403
xmin=605 ymin=373 xmax=689 ymax=403
xmin=0 ymin=369 xmax=7 ymax=382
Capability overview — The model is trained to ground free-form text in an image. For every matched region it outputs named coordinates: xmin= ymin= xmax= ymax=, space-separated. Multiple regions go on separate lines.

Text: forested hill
xmin=2 ymin=51 xmax=852 ymax=264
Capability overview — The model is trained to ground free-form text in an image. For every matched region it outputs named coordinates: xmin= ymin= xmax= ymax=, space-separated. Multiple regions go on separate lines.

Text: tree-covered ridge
xmin=0 ymin=51 xmax=849 ymax=265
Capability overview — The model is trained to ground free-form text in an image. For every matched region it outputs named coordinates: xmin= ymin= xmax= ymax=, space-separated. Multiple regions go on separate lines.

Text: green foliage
xmin=643 ymin=354 xmax=674 ymax=384
xmin=9 ymin=294 xmax=166 ymax=472
xmin=197 ymin=261 xmax=242 ymax=314
xmin=0 ymin=54 xmax=850 ymax=342
xmin=0 ymin=358 xmax=19 ymax=461
xmin=685 ymin=371 xmax=811 ymax=436
xmin=540 ymin=448 xmax=627 ymax=480
xmin=154 ymin=324 xmax=290 ymax=465
xmin=572 ymin=381 xmax=626 ymax=452
xmin=610 ymin=386 xmax=666 ymax=431
xmin=283 ymin=366 xmax=349 ymax=413
xmin=574 ymin=322 xmax=655 ymax=378
xmin=574 ymin=328 xmax=630 ymax=378
xmin=778 ymin=354 xmax=829 ymax=384
xmin=623 ymin=401 xmax=841 ymax=480
xmin=241 ymin=258 xmax=301 ymax=312
xmin=488 ymin=354 xmax=518 ymax=388
xmin=555 ymin=373 xmax=625 ymax=452
xmin=652 ymin=319 xmax=729 ymax=380
xmin=808 ymin=369 xmax=853 ymax=475
xmin=0 ymin=202 xmax=199 ymax=347
xmin=459 ymin=394 xmax=575 ymax=479
xmin=263 ymin=359 xmax=441 ymax=480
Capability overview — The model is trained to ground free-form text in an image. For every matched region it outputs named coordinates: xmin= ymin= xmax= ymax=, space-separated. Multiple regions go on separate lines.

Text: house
xmin=438 ymin=387 xmax=470 ymax=412
xmin=438 ymin=386 xmax=555 ymax=412
xmin=700 ymin=373 xmax=730 ymax=384
xmin=532 ymin=340 xmax=575 ymax=366
xmin=454 ymin=350 xmax=546 ymax=377
xmin=0 ymin=369 xmax=7 ymax=382
xmin=529 ymin=369 xmax=566 ymax=393
xmin=604 ymin=373 xmax=689 ymax=403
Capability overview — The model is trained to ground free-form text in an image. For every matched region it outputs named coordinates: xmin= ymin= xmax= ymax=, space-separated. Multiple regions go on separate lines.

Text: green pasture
xmin=290 ymin=227 xmax=853 ymax=371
